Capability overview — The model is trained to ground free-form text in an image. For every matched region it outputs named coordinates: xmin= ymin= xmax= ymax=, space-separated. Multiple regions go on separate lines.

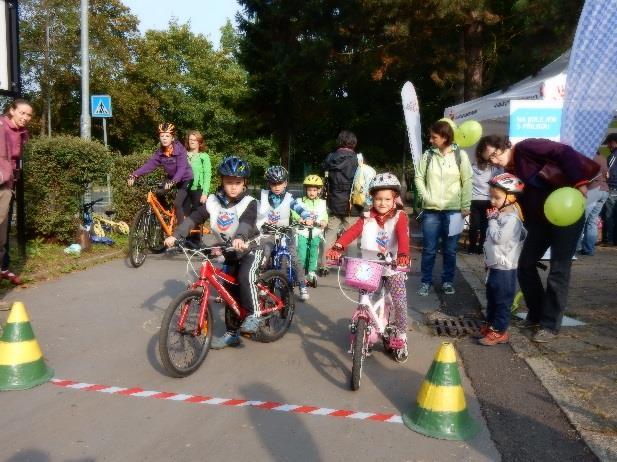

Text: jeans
xmin=486 ymin=268 xmax=517 ymax=331
xmin=577 ymin=188 xmax=608 ymax=254
xmin=518 ymin=217 xmax=584 ymax=332
xmin=420 ymin=210 xmax=460 ymax=285
xmin=604 ymin=189 xmax=617 ymax=244
xmin=468 ymin=200 xmax=490 ymax=253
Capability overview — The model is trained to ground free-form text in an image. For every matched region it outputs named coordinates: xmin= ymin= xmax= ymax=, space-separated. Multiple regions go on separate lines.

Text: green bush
xmin=24 ymin=136 xmax=114 ymax=242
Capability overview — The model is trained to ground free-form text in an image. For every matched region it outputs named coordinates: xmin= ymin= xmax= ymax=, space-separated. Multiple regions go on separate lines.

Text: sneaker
xmin=532 ymin=328 xmax=558 ymax=343
xmin=211 ymin=331 xmax=241 ymax=349
xmin=307 ymin=272 xmax=317 ymax=287
xmin=473 ymin=322 xmax=490 ymax=339
xmin=394 ymin=343 xmax=409 ymax=363
xmin=240 ymin=315 xmax=263 ymax=334
xmin=417 ymin=283 xmax=431 ymax=296
xmin=0 ymin=270 xmax=22 ymax=285
xmin=478 ymin=328 xmax=510 ymax=346
xmin=299 ymin=287 xmax=309 ymax=301
xmin=442 ymin=282 xmax=455 ymax=295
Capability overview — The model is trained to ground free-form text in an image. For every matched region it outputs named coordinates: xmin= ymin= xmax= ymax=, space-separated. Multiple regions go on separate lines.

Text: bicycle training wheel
xmin=159 ymin=289 xmax=213 ymax=378
xmin=254 ymin=270 xmax=294 ymax=343
xmin=128 ymin=207 xmax=149 ymax=267
xmin=351 ymin=318 xmax=368 ymax=391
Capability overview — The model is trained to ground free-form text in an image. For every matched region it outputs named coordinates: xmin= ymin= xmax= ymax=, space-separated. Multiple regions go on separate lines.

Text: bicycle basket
xmin=344 ymin=258 xmax=384 ymax=292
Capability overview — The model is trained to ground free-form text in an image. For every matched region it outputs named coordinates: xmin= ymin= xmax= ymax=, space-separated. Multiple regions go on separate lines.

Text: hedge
xmin=24 ymin=136 xmax=114 ymax=243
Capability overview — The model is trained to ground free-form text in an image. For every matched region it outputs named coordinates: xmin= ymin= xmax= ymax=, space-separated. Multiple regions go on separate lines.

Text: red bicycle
xmin=158 ymin=240 xmax=295 ymax=377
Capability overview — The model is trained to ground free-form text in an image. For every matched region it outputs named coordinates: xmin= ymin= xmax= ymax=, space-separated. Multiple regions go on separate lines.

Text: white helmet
xmin=368 ymin=172 xmax=401 ymax=195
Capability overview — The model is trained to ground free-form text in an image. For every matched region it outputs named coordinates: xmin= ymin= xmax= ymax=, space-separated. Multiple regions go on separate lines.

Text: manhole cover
xmin=431 ymin=317 xmax=482 ymax=337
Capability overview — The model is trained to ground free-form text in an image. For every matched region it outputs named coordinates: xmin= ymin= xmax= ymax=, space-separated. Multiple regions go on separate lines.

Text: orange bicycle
xmin=129 ymin=181 xmax=209 ymax=267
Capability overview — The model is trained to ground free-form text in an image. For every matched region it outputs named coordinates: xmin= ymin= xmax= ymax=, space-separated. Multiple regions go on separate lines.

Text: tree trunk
xmin=464 ymin=13 xmax=484 ymax=100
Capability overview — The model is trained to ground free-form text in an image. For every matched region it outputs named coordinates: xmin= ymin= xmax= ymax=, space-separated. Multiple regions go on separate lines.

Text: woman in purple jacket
xmin=127 ymin=123 xmax=193 ymax=224
xmin=478 ymin=136 xmax=599 ymax=343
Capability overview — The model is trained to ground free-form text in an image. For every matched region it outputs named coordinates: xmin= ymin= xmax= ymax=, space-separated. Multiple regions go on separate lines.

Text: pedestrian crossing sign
xmin=91 ymin=95 xmax=112 ymax=118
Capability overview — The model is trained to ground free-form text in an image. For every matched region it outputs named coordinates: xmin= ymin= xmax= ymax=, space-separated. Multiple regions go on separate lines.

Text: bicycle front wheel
xmin=147 ymin=213 xmax=165 ymax=253
xmin=159 ymin=289 xmax=212 ymax=378
xmin=254 ymin=270 xmax=294 ymax=343
xmin=128 ymin=207 xmax=149 ymax=267
xmin=351 ymin=318 xmax=368 ymax=391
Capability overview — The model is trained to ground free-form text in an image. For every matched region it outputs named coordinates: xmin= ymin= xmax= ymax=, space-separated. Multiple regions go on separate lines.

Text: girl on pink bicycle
xmin=326 ymin=172 xmax=411 ymax=360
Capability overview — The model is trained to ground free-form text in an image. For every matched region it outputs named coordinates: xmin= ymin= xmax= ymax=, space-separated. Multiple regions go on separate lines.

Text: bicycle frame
xmin=351 ymin=285 xmax=393 ymax=346
xmin=147 ymin=191 xmax=176 ymax=237
xmin=272 ymin=231 xmax=296 ymax=284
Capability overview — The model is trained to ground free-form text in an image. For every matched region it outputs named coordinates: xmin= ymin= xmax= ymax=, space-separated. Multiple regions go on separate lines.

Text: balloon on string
xmin=544 ymin=187 xmax=585 ymax=226
xmin=454 ymin=120 xmax=483 ymax=148
xmin=438 ymin=118 xmax=457 ymax=131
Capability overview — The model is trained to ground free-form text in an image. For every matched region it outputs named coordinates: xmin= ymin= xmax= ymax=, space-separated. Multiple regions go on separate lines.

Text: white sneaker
xmin=299 ymin=287 xmax=309 ymax=301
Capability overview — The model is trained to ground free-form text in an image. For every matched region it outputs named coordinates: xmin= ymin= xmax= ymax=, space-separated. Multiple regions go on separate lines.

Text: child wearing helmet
xmin=164 ymin=155 xmax=263 ymax=350
xmin=326 ymin=172 xmax=411 ymax=362
xmin=478 ymin=173 xmax=527 ymax=346
xmin=292 ymin=175 xmax=328 ymax=286
xmin=128 ymin=123 xmax=193 ymax=225
xmin=257 ymin=165 xmax=315 ymax=301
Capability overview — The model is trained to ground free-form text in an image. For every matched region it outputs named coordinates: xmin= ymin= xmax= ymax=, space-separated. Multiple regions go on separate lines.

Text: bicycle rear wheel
xmin=351 ymin=318 xmax=368 ymax=391
xmin=129 ymin=207 xmax=149 ymax=267
xmin=159 ymin=289 xmax=212 ymax=378
xmin=254 ymin=270 xmax=294 ymax=343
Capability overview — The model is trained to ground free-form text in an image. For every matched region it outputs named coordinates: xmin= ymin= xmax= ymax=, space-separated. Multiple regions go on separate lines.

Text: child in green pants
xmin=292 ymin=175 xmax=328 ymax=286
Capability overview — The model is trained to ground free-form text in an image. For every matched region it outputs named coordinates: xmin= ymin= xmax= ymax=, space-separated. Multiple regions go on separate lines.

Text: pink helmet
xmin=489 ymin=173 xmax=524 ymax=194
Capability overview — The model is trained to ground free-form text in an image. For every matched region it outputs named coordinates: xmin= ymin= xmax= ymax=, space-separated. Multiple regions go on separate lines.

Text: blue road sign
xmin=91 ymin=95 xmax=112 ymax=118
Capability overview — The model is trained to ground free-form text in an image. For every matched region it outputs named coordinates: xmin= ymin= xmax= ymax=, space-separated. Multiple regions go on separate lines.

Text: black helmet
xmin=218 ymin=156 xmax=251 ymax=178
xmin=265 ymin=165 xmax=289 ymax=184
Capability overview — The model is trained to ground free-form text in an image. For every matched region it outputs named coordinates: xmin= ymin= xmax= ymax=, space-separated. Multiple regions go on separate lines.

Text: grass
xmin=0 ymin=232 xmax=128 ymax=294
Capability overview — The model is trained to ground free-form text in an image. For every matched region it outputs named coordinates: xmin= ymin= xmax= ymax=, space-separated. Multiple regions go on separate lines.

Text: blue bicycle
xmin=261 ymin=223 xmax=298 ymax=287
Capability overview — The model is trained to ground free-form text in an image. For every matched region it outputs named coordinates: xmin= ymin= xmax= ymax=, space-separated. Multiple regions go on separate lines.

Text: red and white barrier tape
xmin=51 ymin=379 xmax=403 ymax=424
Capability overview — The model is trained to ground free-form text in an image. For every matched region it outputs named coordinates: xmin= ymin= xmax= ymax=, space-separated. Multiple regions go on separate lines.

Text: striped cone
xmin=403 ymin=342 xmax=479 ymax=440
xmin=0 ymin=302 xmax=53 ymax=391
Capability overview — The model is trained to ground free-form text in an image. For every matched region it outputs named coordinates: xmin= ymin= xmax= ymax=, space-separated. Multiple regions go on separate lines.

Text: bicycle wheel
xmin=254 ymin=270 xmax=294 ymax=343
xmin=279 ymin=255 xmax=290 ymax=281
xmin=351 ymin=318 xmax=368 ymax=391
xmin=147 ymin=213 xmax=165 ymax=253
xmin=128 ymin=207 xmax=149 ymax=267
xmin=159 ymin=289 xmax=213 ymax=378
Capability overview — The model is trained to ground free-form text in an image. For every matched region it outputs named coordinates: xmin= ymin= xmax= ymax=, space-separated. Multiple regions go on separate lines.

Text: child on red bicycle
xmin=326 ymin=173 xmax=411 ymax=361
xmin=257 ymin=165 xmax=315 ymax=300
xmin=128 ymin=123 xmax=193 ymax=224
xmin=164 ymin=156 xmax=263 ymax=349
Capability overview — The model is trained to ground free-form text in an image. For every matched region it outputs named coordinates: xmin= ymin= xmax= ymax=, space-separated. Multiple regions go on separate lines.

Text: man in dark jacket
xmin=322 ymin=130 xmax=359 ymax=260
xmin=603 ymin=134 xmax=617 ymax=244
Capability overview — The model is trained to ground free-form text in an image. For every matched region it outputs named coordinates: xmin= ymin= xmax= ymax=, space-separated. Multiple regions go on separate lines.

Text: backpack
xmin=351 ymin=161 xmax=376 ymax=207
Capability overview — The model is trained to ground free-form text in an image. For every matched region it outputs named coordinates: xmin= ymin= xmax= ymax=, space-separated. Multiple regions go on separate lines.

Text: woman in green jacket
xmin=414 ymin=120 xmax=473 ymax=297
xmin=184 ymin=130 xmax=212 ymax=212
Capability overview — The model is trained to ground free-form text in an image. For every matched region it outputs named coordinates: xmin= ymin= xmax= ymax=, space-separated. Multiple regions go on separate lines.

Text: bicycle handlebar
xmin=328 ymin=255 xmax=410 ymax=272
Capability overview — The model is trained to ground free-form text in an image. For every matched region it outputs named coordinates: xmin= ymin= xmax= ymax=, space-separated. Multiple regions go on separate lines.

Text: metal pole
xmin=80 ymin=0 xmax=90 ymax=139
xmin=102 ymin=118 xmax=107 ymax=147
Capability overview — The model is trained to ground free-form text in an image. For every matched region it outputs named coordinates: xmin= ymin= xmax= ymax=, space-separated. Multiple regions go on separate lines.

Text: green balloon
xmin=456 ymin=120 xmax=483 ymax=148
xmin=438 ymin=117 xmax=457 ymax=130
xmin=544 ymin=187 xmax=585 ymax=226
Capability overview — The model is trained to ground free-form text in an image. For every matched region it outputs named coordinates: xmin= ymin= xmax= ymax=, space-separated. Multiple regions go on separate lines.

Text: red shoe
xmin=473 ymin=322 xmax=490 ymax=339
xmin=478 ymin=328 xmax=509 ymax=346
xmin=1 ymin=270 xmax=22 ymax=285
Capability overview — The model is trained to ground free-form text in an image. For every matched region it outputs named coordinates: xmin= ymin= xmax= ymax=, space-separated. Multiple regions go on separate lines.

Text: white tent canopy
xmin=444 ymin=52 xmax=570 ymax=136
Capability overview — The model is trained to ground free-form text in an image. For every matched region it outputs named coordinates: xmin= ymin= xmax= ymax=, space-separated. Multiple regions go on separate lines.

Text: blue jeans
xmin=486 ymin=268 xmax=517 ymax=331
xmin=577 ymin=188 xmax=608 ymax=254
xmin=420 ymin=210 xmax=460 ymax=285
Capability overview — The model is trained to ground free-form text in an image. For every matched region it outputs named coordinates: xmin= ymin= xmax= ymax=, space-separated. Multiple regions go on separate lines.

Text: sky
xmin=121 ymin=0 xmax=242 ymax=46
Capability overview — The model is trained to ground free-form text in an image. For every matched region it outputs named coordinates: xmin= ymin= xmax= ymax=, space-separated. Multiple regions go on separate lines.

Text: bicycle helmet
xmin=218 ymin=156 xmax=251 ymax=178
xmin=158 ymin=122 xmax=175 ymax=135
xmin=368 ymin=172 xmax=401 ymax=195
xmin=489 ymin=173 xmax=524 ymax=194
xmin=303 ymin=174 xmax=323 ymax=187
xmin=265 ymin=165 xmax=289 ymax=184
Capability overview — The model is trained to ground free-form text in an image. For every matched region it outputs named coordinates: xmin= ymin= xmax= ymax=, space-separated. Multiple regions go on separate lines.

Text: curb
xmin=456 ymin=253 xmax=617 ymax=462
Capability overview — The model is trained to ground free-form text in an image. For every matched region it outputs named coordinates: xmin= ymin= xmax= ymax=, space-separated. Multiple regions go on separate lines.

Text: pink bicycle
xmin=332 ymin=255 xmax=409 ymax=390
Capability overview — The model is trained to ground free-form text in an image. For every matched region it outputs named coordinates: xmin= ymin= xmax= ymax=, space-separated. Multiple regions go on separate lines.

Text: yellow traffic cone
xmin=0 ymin=302 xmax=53 ymax=391
xmin=403 ymin=342 xmax=479 ymax=440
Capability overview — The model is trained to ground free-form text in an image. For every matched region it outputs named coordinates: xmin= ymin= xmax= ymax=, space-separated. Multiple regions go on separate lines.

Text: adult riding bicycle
xmin=158 ymin=239 xmax=294 ymax=377
xmin=128 ymin=180 xmax=209 ymax=268
xmin=329 ymin=254 xmax=409 ymax=390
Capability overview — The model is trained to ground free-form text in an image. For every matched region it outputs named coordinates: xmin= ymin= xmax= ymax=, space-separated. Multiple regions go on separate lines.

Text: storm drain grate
xmin=431 ymin=318 xmax=482 ymax=337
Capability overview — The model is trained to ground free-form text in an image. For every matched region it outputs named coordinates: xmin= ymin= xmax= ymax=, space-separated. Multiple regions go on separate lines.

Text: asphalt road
xmin=1 ymin=253 xmax=500 ymax=462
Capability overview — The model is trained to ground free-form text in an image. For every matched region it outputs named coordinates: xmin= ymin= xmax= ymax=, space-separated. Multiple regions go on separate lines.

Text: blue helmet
xmin=218 ymin=156 xmax=251 ymax=178
xmin=265 ymin=165 xmax=289 ymax=184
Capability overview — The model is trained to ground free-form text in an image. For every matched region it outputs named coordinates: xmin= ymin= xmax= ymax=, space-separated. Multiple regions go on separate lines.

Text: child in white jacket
xmin=479 ymin=173 xmax=527 ymax=346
